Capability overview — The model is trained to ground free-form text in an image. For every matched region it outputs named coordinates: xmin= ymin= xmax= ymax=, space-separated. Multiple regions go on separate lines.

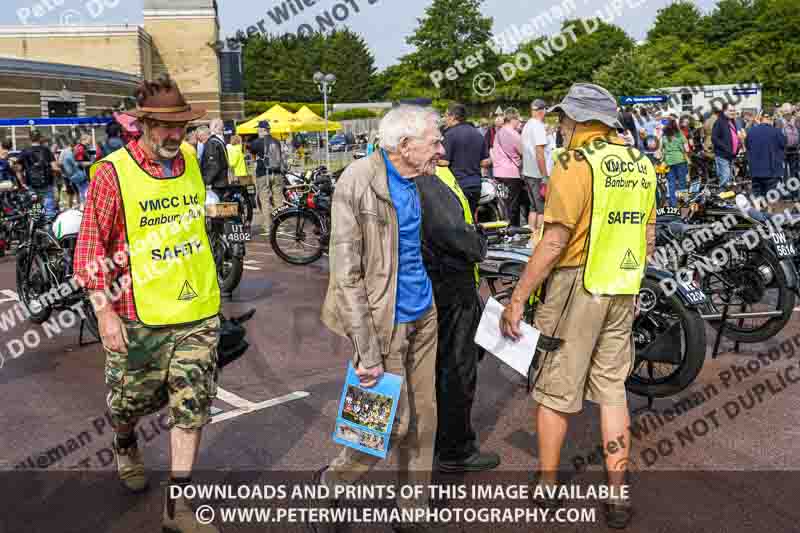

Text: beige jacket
xmin=321 ymin=151 xmax=399 ymax=369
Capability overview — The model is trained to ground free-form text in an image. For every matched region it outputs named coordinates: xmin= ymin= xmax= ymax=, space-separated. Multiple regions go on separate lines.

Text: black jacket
xmin=712 ymin=114 xmax=739 ymax=161
xmin=201 ymin=135 xmax=229 ymax=188
xmin=416 ymin=174 xmax=487 ymax=283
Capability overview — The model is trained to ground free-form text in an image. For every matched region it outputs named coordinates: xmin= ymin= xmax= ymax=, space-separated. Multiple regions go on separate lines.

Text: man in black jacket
xmin=712 ymin=103 xmax=742 ymax=188
xmin=200 ymin=119 xmax=229 ymax=196
xmin=417 ymin=166 xmax=500 ymax=473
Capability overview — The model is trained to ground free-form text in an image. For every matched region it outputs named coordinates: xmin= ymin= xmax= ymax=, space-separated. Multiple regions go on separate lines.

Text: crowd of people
xmin=0 ymin=123 xmax=128 ymax=217
xmin=15 ymin=73 xmax=797 ymax=533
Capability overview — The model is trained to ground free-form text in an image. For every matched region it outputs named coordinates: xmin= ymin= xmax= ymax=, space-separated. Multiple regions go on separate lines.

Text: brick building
xmin=0 ymin=0 xmax=244 ymax=141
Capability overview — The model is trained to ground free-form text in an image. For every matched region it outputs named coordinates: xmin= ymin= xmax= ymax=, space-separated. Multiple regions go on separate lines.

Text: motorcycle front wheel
xmin=16 ymin=248 xmax=54 ymax=324
xmin=627 ymin=278 xmax=707 ymax=398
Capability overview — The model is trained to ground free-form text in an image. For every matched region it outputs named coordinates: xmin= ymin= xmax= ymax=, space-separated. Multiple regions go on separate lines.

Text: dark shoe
xmin=604 ymin=502 xmax=634 ymax=529
xmin=112 ymin=435 xmax=148 ymax=493
xmin=437 ymin=451 xmax=500 ymax=473
xmin=307 ymin=467 xmax=340 ymax=533
xmin=163 ymin=490 xmax=219 ymax=533
xmin=528 ymin=476 xmax=564 ymax=510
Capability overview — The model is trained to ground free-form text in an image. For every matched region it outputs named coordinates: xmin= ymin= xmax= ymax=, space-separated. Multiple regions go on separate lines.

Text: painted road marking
xmin=0 ymin=289 xmax=19 ymax=305
xmin=216 ymin=387 xmax=257 ymax=409
xmin=211 ymin=391 xmax=310 ymax=424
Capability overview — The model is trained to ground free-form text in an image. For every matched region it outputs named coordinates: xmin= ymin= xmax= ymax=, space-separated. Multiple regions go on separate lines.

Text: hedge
xmin=328 ymin=109 xmax=379 ymax=121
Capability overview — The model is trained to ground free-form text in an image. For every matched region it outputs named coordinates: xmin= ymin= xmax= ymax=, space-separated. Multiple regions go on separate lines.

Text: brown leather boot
xmin=112 ymin=435 xmax=148 ymax=493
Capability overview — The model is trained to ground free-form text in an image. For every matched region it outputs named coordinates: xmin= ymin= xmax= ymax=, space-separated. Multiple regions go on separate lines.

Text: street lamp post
xmin=314 ymin=71 xmax=336 ymax=172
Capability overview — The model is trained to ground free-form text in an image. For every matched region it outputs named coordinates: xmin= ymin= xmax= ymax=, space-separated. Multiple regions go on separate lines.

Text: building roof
xmin=145 ymin=0 xmax=215 ymax=8
xmin=0 ymin=56 xmax=140 ymax=85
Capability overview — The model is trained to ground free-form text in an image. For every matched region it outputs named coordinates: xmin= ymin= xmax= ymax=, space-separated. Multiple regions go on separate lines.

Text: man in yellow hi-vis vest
xmin=500 ymin=84 xmax=656 ymax=529
xmin=416 ymin=165 xmax=500 ymax=473
xmin=76 ymin=76 xmax=221 ymax=533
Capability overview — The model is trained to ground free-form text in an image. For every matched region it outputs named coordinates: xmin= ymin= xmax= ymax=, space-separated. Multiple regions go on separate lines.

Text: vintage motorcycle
xmin=15 ymin=196 xmax=99 ymax=341
xmin=654 ymin=188 xmax=797 ymax=343
xmin=270 ymin=172 xmax=333 ymax=265
xmin=205 ymin=191 xmax=247 ymax=294
xmin=474 ymin=177 xmax=508 ymax=224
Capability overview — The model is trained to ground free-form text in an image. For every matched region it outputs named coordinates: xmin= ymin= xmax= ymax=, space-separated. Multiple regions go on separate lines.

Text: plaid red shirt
xmin=74 ymin=139 xmax=186 ymax=321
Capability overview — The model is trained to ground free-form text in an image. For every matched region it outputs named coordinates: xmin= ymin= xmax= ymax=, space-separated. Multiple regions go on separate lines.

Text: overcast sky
xmin=3 ymin=0 xmax=720 ymax=69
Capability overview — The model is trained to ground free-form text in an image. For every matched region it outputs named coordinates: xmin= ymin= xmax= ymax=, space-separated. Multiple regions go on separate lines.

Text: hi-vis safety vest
xmin=89 ymin=145 xmax=220 ymax=326
xmin=434 ymin=166 xmax=480 ymax=285
xmin=578 ymin=142 xmax=656 ymax=295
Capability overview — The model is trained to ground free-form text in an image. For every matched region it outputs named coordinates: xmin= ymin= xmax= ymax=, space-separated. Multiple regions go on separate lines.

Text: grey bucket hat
xmin=548 ymin=83 xmax=623 ymax=130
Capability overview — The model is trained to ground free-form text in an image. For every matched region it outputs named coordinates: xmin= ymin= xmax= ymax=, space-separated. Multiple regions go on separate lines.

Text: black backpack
xmin=25 ymin=146 xmax=52 ymax=189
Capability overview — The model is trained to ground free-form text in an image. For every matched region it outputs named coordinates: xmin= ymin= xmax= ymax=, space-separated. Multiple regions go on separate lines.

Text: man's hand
xmin=500 ymin=300 xmax=525 ymax=341
xmin=355 ymin=362 xmax=384 ymax=388
xmin=97 ymin=310 xmax=129 ymax=354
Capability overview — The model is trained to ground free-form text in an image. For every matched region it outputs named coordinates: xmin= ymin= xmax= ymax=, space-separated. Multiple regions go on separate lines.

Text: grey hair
xmin=209 ymin=119 xmax=224 ymax=135
xmin=379 ymin=105 xmax=440 ymax=152
xmin=196 ymin=125 xmax=210 ymax=136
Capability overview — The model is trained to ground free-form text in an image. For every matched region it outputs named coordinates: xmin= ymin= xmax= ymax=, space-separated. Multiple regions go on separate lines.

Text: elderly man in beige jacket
xmin=313 ymin=105 xmax=449 ymax=533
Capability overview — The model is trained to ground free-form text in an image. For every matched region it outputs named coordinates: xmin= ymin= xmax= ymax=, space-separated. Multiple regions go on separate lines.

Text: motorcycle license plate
xmin=246 ymin=185 xmax=256 ymax=195
xmin=677 ymin=278 xmax=706 ymax=305
xmin=656 ymin=207 xmax=680 ymax=217
xmin=772 ymin=233 xmax=796 ymax=257
xmin=224 ymin=221 xmax=251 ymax=243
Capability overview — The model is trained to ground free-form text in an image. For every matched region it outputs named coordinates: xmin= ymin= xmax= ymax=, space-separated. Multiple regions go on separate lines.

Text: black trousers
xmin=495 ymin=177 xmax=528 ymax=226
xmin=431 ymin=273 xmax=483 ymax=462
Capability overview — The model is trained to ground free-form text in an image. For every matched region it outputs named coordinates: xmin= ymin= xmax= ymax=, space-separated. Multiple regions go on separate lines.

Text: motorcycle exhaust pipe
xmin=700 ymin=310 xmax=785 ymax=320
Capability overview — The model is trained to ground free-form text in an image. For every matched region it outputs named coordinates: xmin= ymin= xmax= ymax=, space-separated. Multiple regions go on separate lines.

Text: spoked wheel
xmin=210 ymin=233 xmax=243 ymax=293
xmin=270 ymin=211 xmax=324 ymax=265
xmin=700 ymin=249 xmax=794 ymax=343
xmin=16 ymin=249 xmax=53 ymax=323
xmin=627 ymin=278 xmax=706 ymax=398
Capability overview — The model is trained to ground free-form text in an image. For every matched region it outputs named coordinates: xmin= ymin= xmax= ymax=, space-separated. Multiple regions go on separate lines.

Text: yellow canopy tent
xmin=292 ymin=105 xmax=342 ymax=133
xmin=236 ymin=104 xmax=301 ymax=138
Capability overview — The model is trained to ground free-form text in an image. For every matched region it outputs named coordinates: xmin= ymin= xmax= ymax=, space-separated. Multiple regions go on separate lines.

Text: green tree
xmin=405 ymin=0 xmax=498 ymax=100
xmin=243 ymin=29 xmax=376 ymax=103
xmin=593 ymin=47 xmax=662 ymax=98
xmin=646 ymin=1 xmax=703 ymax=43
xmin=505 ymin=19 xmax=634 ymax=103
xmin=697 ymin=0 xmax=762 ymax=47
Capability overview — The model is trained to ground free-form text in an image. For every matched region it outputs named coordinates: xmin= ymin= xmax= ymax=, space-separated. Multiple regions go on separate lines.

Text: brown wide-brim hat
xmin=123 ymin=80 xmax=206 ymax=122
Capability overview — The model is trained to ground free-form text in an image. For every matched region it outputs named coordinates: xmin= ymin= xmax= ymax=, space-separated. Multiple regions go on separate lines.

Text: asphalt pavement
xmin=1 ymin=236 xmax=799 ymax=532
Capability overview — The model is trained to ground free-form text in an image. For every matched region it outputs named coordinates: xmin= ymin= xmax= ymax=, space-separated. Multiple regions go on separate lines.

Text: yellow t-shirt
xmin=544 ymin=123 xmax=656 ymax=268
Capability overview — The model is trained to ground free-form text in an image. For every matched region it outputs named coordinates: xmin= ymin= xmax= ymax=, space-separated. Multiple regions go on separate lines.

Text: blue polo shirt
xmin=382 ymin=150 xmax=432 ymax=323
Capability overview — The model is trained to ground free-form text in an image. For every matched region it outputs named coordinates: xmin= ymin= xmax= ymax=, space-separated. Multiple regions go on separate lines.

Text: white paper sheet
xmin=475 ymin=297 xmax=541 ymax=378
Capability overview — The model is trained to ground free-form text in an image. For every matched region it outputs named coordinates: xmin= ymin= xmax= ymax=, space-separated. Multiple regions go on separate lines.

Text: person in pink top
xmin=491 ymin=107 xmax=525 ymax=225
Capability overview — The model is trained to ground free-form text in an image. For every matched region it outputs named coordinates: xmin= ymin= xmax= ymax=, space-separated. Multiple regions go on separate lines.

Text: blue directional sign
xmin=619 ymin=95 xmax=669 ymax=105
xmin=732 ymin=88 xmax=759 ymax=96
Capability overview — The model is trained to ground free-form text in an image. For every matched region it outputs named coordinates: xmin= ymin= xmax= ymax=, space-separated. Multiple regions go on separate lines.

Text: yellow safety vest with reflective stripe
xmin=90 ymin=145 xmax=220 ymax=326
xmin=434 ymin=166 xmax=480 ymax=285
xmin=577 ymin=142 xmax=656 ymax=295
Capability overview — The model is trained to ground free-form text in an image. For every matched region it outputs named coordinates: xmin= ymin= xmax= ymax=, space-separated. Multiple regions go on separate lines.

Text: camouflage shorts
xmin=104 ymin=315 xmax=221 ymax=430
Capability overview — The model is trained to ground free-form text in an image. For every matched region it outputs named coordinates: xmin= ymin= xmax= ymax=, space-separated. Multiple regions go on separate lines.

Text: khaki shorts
xmin=532 ymin=267 xmax=635 ymax=414
xmin=104 ymin=316 xmax=221 ymax=429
